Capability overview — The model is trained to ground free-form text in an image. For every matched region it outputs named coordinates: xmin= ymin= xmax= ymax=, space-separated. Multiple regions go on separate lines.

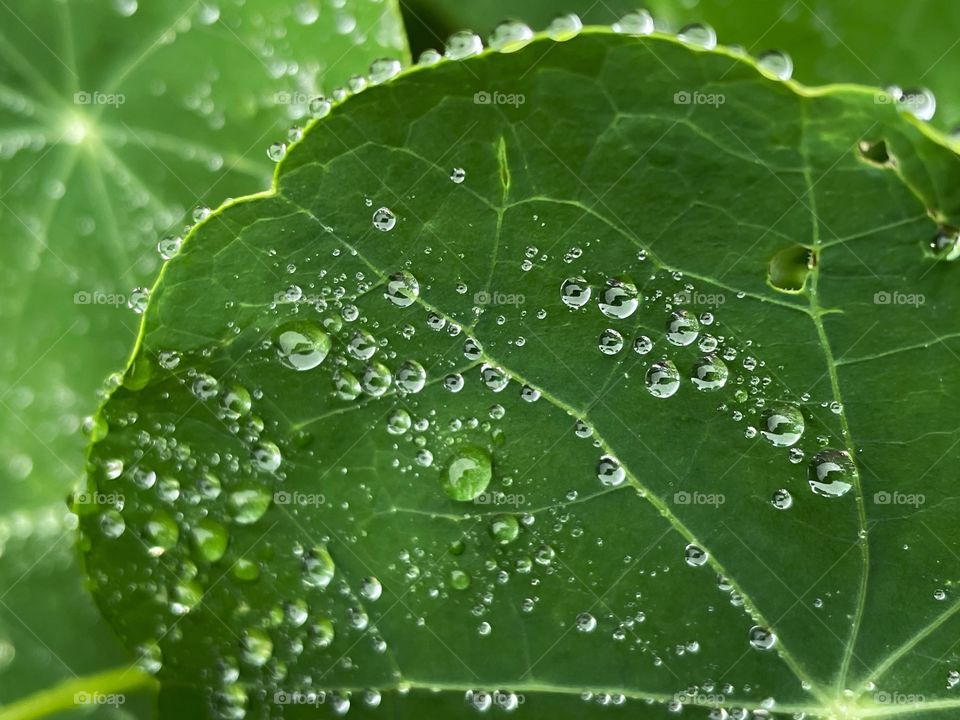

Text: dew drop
xmin=677 ymin=23 xmax=717 ymax=49
xmin=274 ymin=321 xmax=331 ymax=371
xmin=684 ymin=543 xmax=708 ymax=567
xmin=691 ymin=355 xmax=728 ymax=391
xmin=598 ymin=278 xmax=639 ymax=319
xmin=442 ymin=446 xmax=492 ymax=501
xmin=368 ymin=57 xmax=401 ymax=85
xmin=666 ymin=309 xmax=700 ymax=346
xmin=385 ymin=270 xmax=420 ymax=307
xmin=445 ymin=30 xmax=483 ymax=59
xmin=488 ymin=20 xmax=534 ymax=52
xmin=613 ymin=10 xmax=654 ymax=35
xmin=597 ymin=455 xmax=626 ymax=487
xmin=808 ymin=449 xmax=856 ymax=498
xmin=598 ymin=328 xmax=624 ymax=355
xmin=560 ymin=277 xmax=592 ymax=309
xmin=372 ymin=207 xmax=396 ymax=232
xmin=749 ymin=625 xmax=777 ymax=650
xmin=757 ymin=50 xmax=793 ymax=80
xmin=548 ymin=13 xmax=583 ymax=41
xmin=771 ymin=488 xmax=793 ymax=510
xmin=645 ymin=360 xmax=680 ymax=398
xmin=759 ymin=403 xmax=805 ymax=447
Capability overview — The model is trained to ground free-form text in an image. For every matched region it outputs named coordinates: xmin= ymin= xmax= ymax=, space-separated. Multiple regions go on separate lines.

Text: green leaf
xmin=408 ymin=0 xmax=960 ymax=129
xmin=0 ymin=0 xmax=407 ymax=711
xmin=81 ymin=30 xmax=960 ymax=719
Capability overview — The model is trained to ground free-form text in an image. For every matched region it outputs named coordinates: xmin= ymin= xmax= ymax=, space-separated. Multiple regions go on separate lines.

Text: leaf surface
xmin=82 ymin=30 xmax=960 ymax=720
xmin=0 ymin=0 xmax=407 ymax=709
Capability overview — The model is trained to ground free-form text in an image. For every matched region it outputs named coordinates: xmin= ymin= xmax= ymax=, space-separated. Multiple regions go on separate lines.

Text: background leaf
xmin=81 ymin=30 xmax=960 ymax=719
xmin=0 ymin=0 xmax=407 ymax=712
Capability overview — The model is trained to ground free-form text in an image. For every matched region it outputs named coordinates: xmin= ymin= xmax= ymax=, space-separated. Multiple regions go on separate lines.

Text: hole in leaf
xmin=768 ymin=245 xmax=816 ymax=292
xmin=857 ymin=138 xmax=895 ymax=167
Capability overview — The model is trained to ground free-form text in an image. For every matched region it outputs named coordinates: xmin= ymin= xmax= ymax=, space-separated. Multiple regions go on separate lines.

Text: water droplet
xmin=146 ymin=510 xmax=179 ymax=553
xmin=613 ymin=10 xmax=654 ymax=35
xmin=303 ymin=545 xmax=335 ymax=589
xmin=561 ymin=277 xmax=592 ymax=309
xmin=665 ymin=310 xmax=700 ymax=346
xmin=99 ymin=510 xmax=125 ymax=539
xmin=480 ymin=364 xmax=509 ymax=392
xmin=309 ymin=95 xmax=332 ymax=118
xmin=368 ymin=57 xmax=401 ymax=85
xmin=677 ymin=23 xmax=717 ymax=49
xmin=362 ymin=362 xmax=392 ymax=396
xmin=490 ymin=515 xmax=520 ymax=544
xmin=808 ymin=449 xmax=856 ymax=498
xmin=274 ymin=321 xmax=331 ymax=371
xmin=489 ymin=20 xmax=533 ymax=52
xmin=450 ymin=167 xmax=466 ymax=184
xmin=645 ymin=360 xmax=680 ymax=398
xmin=267 ymin=142 xmax=286 ymax=162
xmin=759 ymin=403 xmax=805 ymax=447
xmin=576 ymin=612 xmax=597 ymax=632
xmin=192 ymin=518 xmax=229 ymax=562
xmin=597 ymin=455 xmax=626 ymax=487
xmin=598 ymin=328 xmax=624 ymax=355
xmin=898 ymin=87 xmax=937 ymax=121
xmin=372 ymin=207 xmax=396 ymax=231
xmin=757 ymin=50 xmax=793 ymax=80
xmin=445 ymin=31 xmax=483 ymax=59
xmin=633 ymin=336 xmax=653 ymax=355
xmin=450 ymin=569 xmax=471 ymax=590
xmin=157 ymin=236 xmax=182 ymax=260
xmin=228 ymin=486 xmax=272 ymax=525
xmin=220 ymin=384 xmax=252 ymax=419
xmin=691 ymin=355 xmax=729 ymax=391
xmin=395 ymin=360 xmax=427 ymax=394
xmin=333 ymin=369 xmax=362 ymax=400
xmin=442 ymin=447 xmax=492 ymax=501
xmin=749 ymin=625 xmax=777 ymax=650
xmin=251 ymin=441 xmax=282 ymax=472
xmin=128 ymin=287 xmax=149 ymax=314
xmin=598 ymin=278 xmax=639 ymax=319
xmin=360 ymin=576 xmax=383 ymax=601
xmin=385 ymin=271 xmax=420 ymax=307
xmin=684 ymin=543 xmax=708 ymax=567
xmin=548 ymin=13 xmax=583 ymax=41
xmin=241 ymin=628 xmax=273 ymax=667
xmin=771 ymin=488 xmax=793 ymax=510
xmin=418 ymin=48 xmax=442 ymax=65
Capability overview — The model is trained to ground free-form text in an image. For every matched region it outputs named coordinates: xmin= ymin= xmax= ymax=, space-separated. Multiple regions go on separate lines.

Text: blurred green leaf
xmin=81 ymin=29 xmax=960 ymax=719
xmin=0 ymin=0 xmax=407 ymax=713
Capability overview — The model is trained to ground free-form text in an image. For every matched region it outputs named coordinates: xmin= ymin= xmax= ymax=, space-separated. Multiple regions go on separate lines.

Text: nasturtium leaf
xmin=0 ymin=0 xmax=407 ymax=709
xmin=409 ymin=0 xmax=960 ymax=130
xmin=82 ymin=29 xmax=960 ymax=720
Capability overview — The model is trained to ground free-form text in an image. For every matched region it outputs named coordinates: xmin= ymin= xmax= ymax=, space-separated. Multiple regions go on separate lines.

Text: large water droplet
xmin=372 ymin=207 xmax=396 ymax=231
xmin=445 ymin=30 xmax=483 ymax=59
xmin=759 ymin=403 xmax=805 ymax=447
xmin=598 ymin=278 xmax=639 ymax=319
xmin=442 ymin=446 xmax=492 ymax=501
xmin=677 ymin=23 xmax=717 ymax=49
xmin=691 ymin=355 xmax=728 ymax=391
xmin=489 ymin=20 xmax=533 ymax=52
xmin=757 ymin=50 xmax=793 ymax=80
xmin=749 ymin=625 xmax=777 ymax=650
xmin=561 ymin=277 xmax=591 ymax=309
xmin=274 ymin=321 xmax=331 ymax=371
xmin=385 ymin=271 xmax=420 ymax=307
xmin=808 ymin=449 xmax=856 ymax=498
xmin=645 ymin=360 xmax=680 ymax=398
xmin=665 ymin=310 xmax=700 ymax=346
xmin=613 ymin=10 xmax=654 ymax=35
xmin=548 ymin=13 xmax=583 ymax=41
xmin=684 ymin=543 xmax=708 ymax=567
xmin=597 ymin=455 xmax=626 ymax=487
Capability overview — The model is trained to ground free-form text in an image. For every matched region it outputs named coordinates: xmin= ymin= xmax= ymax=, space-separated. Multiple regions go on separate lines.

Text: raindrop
xmin=749 ymin=626 xmax=777 ymax=650
xmin=560 ymin=277 xmax=591 ymax=309
xmin=385 ymin=271 xmax=420 ymax=307
xmin=548 ymin=13 xmax=583 ymax=41
xmin=685 ymin=544 xmax=708 ymax=567
xmin=576 ymin=612 xmax=597 ymax=632
xmin=677 ymin=23 xmax=717 ymax=49
xmin=757 ymin=50 xmax=793 ymax=80
xmin=267 ymin=142 xmax=286 ymax=162
xmin=598 ymin=329 xmax=624 ymax=355
xmin=445 ymin=31 xmax=483 ymax=59
xmin=489 ymin=20 xmax=534 ymax=52
xmin=442 ymin=446 xmax=492 ymax=501
xmin=597 ymin=455 xmax=626 ymax=487
xmin=274 ymin=321 xmax=331 ymax=371
xmin=691 ymin=355 xmax=728 ymax=391
xmin=771 ymin=489 xmax=793 ymax=510
xmin=613 ymin=10 xmax=654 ymax=35
xmin=645 ymin=360 xmax=680 ymax=398
xmin=598 ymin=278 xmax=639 ymax=319
xmin=759 ymin=403 xmax=805 ymax=447
xmin=372 ymin=207 xmax=396 ymax=231
xmin=368 ymin=58 xmax=401 ymax=85
xmin=665 ymin=310 xmax=700 ymax=346
xmin=808 ymin=449 xmax=856 ymax=498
